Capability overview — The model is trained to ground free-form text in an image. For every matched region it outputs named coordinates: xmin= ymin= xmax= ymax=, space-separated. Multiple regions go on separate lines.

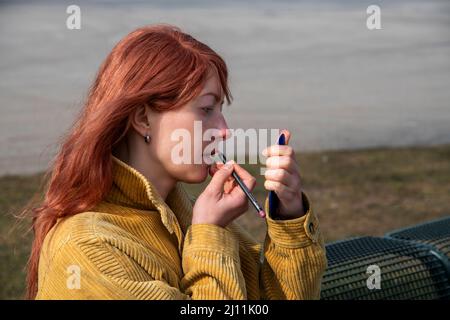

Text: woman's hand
xmin=192 ymin=160 xmax=256 ymax=228
xmin=262 ymin=130 xmax=305 ymax=219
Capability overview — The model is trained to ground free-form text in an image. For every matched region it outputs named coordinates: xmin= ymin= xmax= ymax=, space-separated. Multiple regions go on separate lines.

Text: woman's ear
xmin=130 ymin=104 xmax=151 ymax=135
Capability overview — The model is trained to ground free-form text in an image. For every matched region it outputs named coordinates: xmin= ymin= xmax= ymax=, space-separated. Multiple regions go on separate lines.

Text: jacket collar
xmin=104 ymin=155 xmax=194 ymax=241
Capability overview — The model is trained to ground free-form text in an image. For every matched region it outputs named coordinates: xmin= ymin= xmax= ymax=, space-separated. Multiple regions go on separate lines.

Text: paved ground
xmin=1 ymin=0 xmax=449 ymax=175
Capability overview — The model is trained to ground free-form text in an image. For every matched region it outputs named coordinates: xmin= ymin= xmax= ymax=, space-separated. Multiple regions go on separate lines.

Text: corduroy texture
xmin=35 ymin=156 xmax=327 ymax=300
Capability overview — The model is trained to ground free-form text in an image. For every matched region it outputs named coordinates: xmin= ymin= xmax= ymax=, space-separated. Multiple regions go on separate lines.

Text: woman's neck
xmin=113 ymin=140 xmax=176 ymax=201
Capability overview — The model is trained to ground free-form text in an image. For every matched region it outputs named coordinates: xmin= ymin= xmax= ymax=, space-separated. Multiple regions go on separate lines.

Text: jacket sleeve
xmin=180 ymin=223 xmax=247 ymax=299
xmin=187 ymin=192 xmax=328 ymax=300
xmin=190 ymin=193 xmax=327 ymax=300
xmin=259 ymin=191 xmax=328 ymax=299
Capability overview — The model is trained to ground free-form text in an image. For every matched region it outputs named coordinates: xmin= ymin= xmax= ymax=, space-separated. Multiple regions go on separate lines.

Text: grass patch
xmin=1 ymin=144 xmax=449 ymax=299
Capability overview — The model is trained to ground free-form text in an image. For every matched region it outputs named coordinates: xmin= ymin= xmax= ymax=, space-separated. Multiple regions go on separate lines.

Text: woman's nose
xmin=220 ymin=128 xmax=231 ymax=140
xmin=217 ymin=117 xmax=231 ymax=140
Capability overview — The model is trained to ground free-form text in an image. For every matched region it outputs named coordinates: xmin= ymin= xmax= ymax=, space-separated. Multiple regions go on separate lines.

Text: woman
xmin=26 ymin=24 xmax=327 ymax=300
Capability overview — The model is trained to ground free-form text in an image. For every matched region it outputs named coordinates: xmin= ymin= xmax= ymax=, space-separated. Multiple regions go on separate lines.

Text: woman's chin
xmin=180 ymin=164 xmax=210 ymax=183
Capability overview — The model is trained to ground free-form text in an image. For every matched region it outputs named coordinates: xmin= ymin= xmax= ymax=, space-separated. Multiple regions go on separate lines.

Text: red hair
xmin=23 ymin=23 xmax=232 ymax=299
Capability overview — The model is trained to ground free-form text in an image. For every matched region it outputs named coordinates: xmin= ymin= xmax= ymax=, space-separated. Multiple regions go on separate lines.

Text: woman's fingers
xmin=210 ymin=161 xmax=256 ymax=196
xmin=264 ymin=168 xmax=301 ymax=190
xmin=205 ymin=161 xmax=235 ymax=196
xmin=224 ymin=177 xmax=236 ymax=194
xmin=214 ymin=161 xmax=256 ymax=192
xmin=280 ymin=129 xmax=291 ymax=144
xmin=264 ymin=180 xmax=299 ymax=202
xmin=209 ymin=162 xmax=223 ymax=176
xmin=262 ymin=145 xmax=296 ymax=159
xmin=231 ymin=162 xmax=256 ymax=191
xmin=265 ymin=155 xmax=300 ymax=175
xmin=220 ymin=162 xmax=256 ymax=209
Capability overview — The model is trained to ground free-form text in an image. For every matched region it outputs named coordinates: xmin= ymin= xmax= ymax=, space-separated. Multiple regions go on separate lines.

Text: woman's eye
xmin=202 ymin=107 xmax=214 ymax=114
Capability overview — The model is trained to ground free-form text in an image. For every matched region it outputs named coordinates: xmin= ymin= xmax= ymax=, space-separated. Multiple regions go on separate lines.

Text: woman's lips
xmin=201 ymin=148 xmax=217 ymax=165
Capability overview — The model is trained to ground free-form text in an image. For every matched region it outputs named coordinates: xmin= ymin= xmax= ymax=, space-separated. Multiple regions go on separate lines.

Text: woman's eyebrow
xmin=200 ymin=92 xmax=224 ymax=104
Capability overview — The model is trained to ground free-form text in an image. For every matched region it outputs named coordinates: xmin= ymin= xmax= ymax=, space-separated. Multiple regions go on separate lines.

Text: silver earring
xmin=144 ymin=134 xmax=150 ymax=144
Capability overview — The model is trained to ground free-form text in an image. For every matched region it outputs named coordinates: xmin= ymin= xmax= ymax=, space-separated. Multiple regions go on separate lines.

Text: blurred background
xmin=1 ymin=0 xmax=449 ymax=299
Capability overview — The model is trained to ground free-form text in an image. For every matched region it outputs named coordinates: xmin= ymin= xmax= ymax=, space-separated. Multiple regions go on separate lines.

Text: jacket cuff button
xmin=308 ymin=222 xmax=315 ymax=234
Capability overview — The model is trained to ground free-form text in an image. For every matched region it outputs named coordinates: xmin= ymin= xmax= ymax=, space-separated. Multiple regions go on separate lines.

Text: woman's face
xmin=146 ymin=71 xmax=229 ymax=183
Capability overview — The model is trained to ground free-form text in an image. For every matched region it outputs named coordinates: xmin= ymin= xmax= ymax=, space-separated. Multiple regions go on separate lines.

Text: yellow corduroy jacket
xmin=36 ymin=155 xmax=327 ymax=300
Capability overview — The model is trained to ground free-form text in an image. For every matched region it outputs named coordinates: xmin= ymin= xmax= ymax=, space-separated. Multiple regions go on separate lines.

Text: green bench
xmin=320 ymin=217 xmax=450 ymax=300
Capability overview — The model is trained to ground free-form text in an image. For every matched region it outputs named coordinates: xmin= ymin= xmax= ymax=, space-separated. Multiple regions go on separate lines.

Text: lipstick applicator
xmin=216 ymin=152 xmax=266 ymax=218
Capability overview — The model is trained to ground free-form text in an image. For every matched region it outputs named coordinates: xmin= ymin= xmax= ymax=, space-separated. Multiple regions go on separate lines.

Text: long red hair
xmin=23 ymin=23 xmax=232 ymax=299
